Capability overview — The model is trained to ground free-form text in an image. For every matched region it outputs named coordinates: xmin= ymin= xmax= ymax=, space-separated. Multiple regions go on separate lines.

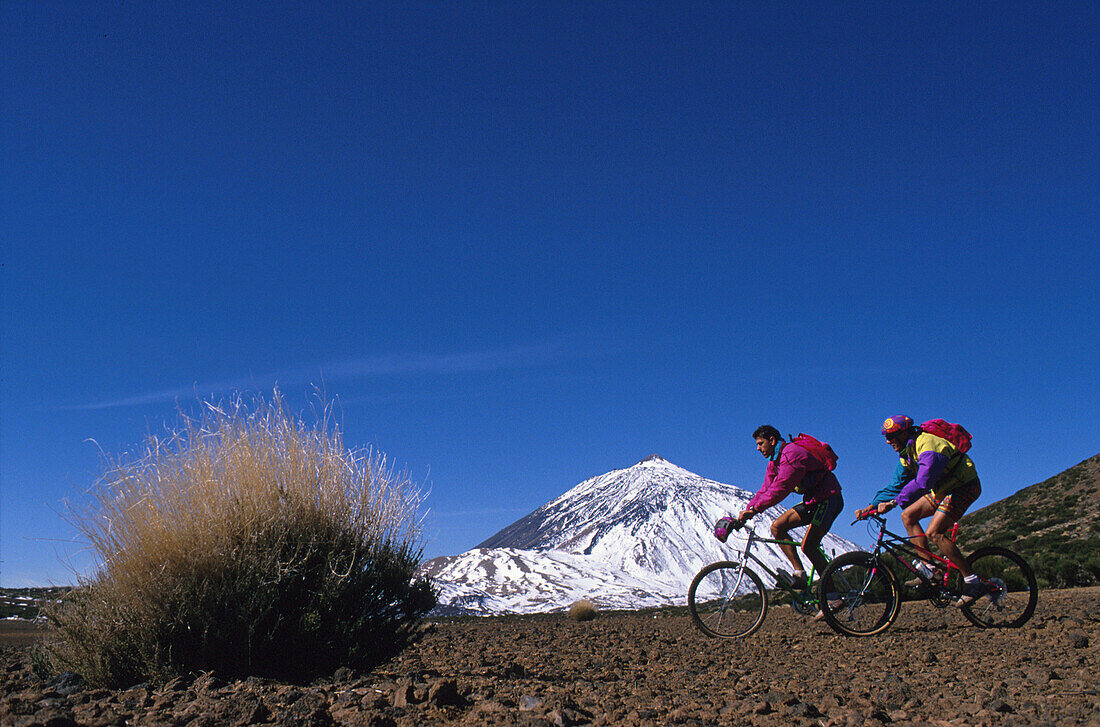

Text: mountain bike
xmin=817 ymin=513 xmax=1038 ymax=637
xmin=687 ymin=522 xmax=833 ymax=638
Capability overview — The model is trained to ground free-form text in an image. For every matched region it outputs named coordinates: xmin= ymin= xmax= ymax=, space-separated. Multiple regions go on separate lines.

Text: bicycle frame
xmin=861 ymin=516 xmax=967 ymax=604
xmin=724 ymin=527 xmax=827 ymax=611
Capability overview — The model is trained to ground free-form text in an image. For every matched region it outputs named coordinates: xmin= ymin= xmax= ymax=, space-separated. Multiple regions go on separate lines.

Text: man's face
xmin=885 ymin=431 xmax=908 ymax=453
xmin=755 ymin=436 xmax=777 ymax=458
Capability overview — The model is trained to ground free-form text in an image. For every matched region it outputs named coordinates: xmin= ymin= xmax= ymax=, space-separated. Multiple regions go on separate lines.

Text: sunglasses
xmin=884 ymin=431 xmax=907 ymax=443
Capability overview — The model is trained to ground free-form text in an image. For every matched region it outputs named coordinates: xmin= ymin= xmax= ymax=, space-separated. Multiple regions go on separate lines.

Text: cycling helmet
xmin=881 ymin=415 xmax=914 ymax=436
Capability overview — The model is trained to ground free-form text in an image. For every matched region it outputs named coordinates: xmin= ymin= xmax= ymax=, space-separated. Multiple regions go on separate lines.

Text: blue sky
xmin=2 ymin=2 xmax=1097 ymax=587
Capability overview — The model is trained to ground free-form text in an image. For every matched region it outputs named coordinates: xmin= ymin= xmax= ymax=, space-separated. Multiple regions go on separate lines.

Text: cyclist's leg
xmin=900 ymin=496 xmax=936 ymax=563
xmin=772 ymin=507 xmax=807 ymax=572
xmin=801 ymin=525 xmax=829 ymax=574
xmin=927 ymin=510 xmax=971 ymax=577
xmin=927 ymin=480 xmax=981 ymax=578
xmin=801 ymin=491 xmax=843 ymax=574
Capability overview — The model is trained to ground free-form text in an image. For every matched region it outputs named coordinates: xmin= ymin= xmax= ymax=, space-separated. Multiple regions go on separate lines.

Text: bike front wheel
xmin=959 ymin=546 xmax=1038 ymax=628
xmin=688 ymin=561 xmax=767 ymax=638
xmin=818 ymin=551 xmax=901 ymax=637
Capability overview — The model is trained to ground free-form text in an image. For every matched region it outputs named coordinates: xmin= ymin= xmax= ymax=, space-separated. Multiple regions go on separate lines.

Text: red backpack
xmin=919 ymin=419 xmax=973 ymax=453
xmin=789 ymin=433 xmax=838 ymax=471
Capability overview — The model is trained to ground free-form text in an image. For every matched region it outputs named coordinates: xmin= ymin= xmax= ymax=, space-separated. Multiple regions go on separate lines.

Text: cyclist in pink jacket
xmin=735 ymin=425 xmax=843 ymax=589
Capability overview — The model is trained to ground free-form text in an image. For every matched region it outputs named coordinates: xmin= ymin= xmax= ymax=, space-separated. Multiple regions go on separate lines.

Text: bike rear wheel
xmin=818 ymin=551 xmax=901 ymax=637
xmin=959 ymin=546 xmax=1038 ymax=628
xmin=688 ymin=561 xmax=767 ymax=638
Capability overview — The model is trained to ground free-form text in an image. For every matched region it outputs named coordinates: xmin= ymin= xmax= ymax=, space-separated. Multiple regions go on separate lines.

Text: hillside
xmin=0 ymin=587 xmax=69 ymax=619
xmin=958 ymin=453 xmax=1100 ymax=588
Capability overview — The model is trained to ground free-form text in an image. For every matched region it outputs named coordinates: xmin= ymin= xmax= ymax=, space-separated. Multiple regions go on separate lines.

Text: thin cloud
xmin=61 ymin=384 xmax=235 ymax=411
xmin=318 ymin=340 xmax=570 ymax=380
xmin=65 ymin=339 xmax=581 ymax=411
xmin=60 ymin=377 xmax=262 ymax=411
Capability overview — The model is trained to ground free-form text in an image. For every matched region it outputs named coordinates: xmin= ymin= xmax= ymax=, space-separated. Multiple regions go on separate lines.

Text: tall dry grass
xmin=43 ymin=392 xmax=435 ymax=687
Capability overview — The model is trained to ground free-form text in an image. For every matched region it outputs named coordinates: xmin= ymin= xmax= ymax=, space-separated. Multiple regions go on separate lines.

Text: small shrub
xmin=44 ymin=392 xmax=435 ymax=687
xmin=568 ymin=599 xmax=598 ymax=622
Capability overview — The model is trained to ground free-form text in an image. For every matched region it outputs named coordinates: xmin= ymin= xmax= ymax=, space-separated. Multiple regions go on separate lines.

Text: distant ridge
xmin=959 ymin=453 xmax=1100 ymax=588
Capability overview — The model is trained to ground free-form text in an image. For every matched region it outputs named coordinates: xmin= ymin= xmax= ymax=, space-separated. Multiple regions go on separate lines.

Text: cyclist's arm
xmin=869 ymin=462 xmax=913 ymax=506
xmin=895 ymin=450 xmax=949 ymax=508
xmin=854 ymin=462 xmax=912 ymax=518
xmin=744 ymin=457 xmax=805 ymax=517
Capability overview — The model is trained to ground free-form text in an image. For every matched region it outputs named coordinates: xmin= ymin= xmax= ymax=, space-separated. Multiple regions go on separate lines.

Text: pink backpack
xmin=789 ymin=433 xmax=838 ymax=471
xmin=919 ymin=419 xmax=973 ymax=453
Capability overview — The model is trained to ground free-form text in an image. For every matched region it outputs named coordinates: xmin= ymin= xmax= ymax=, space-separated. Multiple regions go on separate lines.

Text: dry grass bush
xmin=568 ymin=599 xmax=598 ymax=622
xmin=43 ymin=392 xmax=436 ymax=687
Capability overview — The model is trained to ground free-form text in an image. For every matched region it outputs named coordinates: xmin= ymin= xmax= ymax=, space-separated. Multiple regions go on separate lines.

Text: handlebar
xmin=852 ymin=510 xmax=887 ymax=526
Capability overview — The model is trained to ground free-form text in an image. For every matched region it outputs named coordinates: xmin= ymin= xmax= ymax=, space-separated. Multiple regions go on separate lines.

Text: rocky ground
xmin=2 ymin=587 xmax=1097 ymax=727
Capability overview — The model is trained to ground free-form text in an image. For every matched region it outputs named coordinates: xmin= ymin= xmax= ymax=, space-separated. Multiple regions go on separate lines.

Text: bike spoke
xmin=688 ymin=562 xmax=768 ymax=639
xmin=819 ymin=552 xmax=900 ymax=637
xmin=959 ymin=547 xmax=1038 ymax=628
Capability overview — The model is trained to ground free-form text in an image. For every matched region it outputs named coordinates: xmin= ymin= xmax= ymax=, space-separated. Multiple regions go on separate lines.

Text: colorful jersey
xmin=893 ymin=431 xmax=978 ymax=509
xmin=746 ymin=441 xmax=841 ymax=512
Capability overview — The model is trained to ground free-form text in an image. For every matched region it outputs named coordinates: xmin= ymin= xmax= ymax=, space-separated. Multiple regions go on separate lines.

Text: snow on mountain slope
xmin=421 ymin=455 xmax=858 ymax=615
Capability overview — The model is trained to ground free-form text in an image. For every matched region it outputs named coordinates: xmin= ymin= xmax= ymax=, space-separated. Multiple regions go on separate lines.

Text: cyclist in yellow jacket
xmin=871 ymin=416 xmax=985 ymax=607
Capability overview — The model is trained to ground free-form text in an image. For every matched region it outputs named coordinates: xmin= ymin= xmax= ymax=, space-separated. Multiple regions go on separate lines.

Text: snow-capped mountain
xmin=421 ymin=455 xmax=858 ymax=615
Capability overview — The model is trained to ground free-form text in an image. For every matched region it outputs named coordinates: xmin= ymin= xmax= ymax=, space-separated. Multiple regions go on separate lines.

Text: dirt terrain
xmin=2 ymin=587 xmax=1097 ymax=726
